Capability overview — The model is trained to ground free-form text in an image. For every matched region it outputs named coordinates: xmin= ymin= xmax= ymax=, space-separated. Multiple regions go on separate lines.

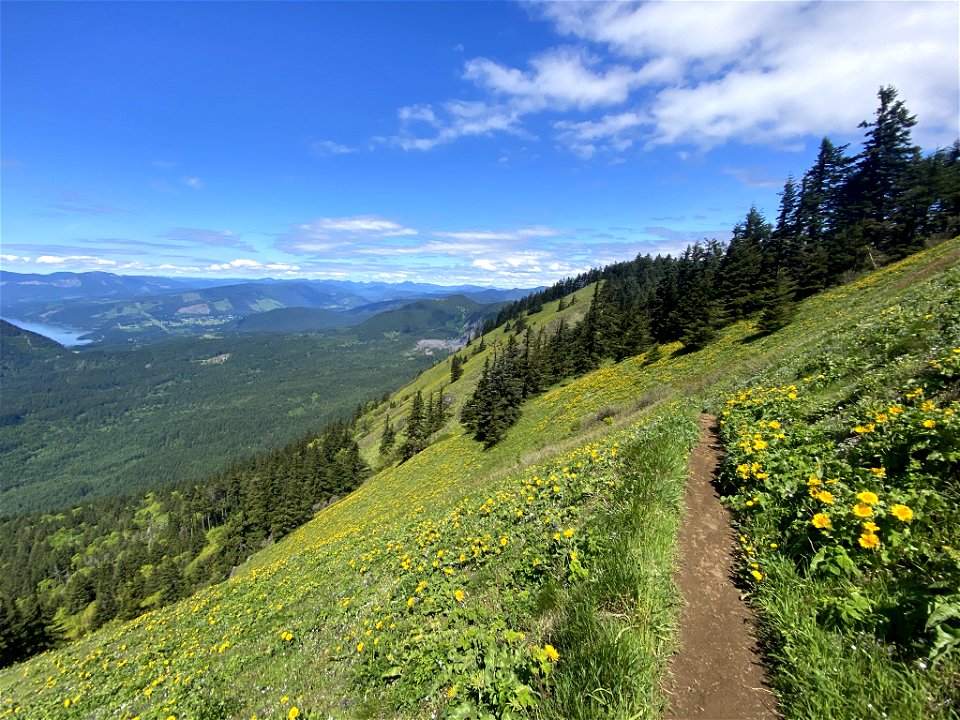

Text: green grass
xmin=1 ymin=238 xmax=957 ymax=719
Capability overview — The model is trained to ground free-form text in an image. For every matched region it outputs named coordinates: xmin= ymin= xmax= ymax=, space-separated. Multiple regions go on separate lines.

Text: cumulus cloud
xmin=390 ymin=1 xmax=958 ymax=156
xmin=541 ymin=0 xmax=959 ymax=150
xmin=183 ymin=176 xmax=203 ymax=189
xmin=464 ymin=46 xmax=643 ymax=112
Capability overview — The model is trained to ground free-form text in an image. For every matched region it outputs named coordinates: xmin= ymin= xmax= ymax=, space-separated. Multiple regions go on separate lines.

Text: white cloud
xmin=390 ymin=1 xmax=958 ymax=155
xmin=276 ymin=215 xmax=419 ymax=255
xmin=555 ymin=111 xmax=647 ymax=158
xmin=435 ymin=226 xmax=561 ymax=242
xmin=35 ymin=254 xmax=117 ymax=266
xmin=541 ymin=0 xmax=959 ymax=150
xmin=1 ymin=254 xmax=31 ymax=263
xmin=391 ymin=100 xmax=527 ymax=151
xmin=312 ymin=139 xmax=356 ymax=155
xmin=183 ymin=177 xmax=203 ymax=189
xmin=206 ymin=258 xmax=263 ymax=271
xmin=464 ymin=46 xmax=642 ymax=111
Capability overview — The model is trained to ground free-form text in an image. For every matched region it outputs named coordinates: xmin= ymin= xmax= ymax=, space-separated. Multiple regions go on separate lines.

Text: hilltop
xmin=2 ymin=237 xmax=956 ymax=719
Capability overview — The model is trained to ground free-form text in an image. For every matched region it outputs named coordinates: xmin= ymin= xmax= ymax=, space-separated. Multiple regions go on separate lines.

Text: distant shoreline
xmin=1 ymin=317 xmax=92 ymax=346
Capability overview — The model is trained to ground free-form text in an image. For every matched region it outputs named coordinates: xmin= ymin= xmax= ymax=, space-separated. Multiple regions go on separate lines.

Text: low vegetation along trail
xmin=665 ymin=414 xmax=779 ymax=720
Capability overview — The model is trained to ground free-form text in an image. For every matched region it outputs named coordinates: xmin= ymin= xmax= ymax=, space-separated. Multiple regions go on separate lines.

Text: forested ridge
xmin=1 ymin=86 xmax=957 ymax=675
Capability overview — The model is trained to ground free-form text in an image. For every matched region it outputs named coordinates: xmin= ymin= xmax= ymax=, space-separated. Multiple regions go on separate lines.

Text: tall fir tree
xmin=851 ymin=85 xmax=920 ymax=258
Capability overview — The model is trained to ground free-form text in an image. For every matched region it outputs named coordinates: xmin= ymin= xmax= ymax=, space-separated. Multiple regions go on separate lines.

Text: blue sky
xmin=2 ymin=1 xmax=958 ymax=287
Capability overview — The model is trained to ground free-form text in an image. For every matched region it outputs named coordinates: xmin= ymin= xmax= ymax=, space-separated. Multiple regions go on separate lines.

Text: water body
xmin=2 ymin=318 xmax=93 ymax=346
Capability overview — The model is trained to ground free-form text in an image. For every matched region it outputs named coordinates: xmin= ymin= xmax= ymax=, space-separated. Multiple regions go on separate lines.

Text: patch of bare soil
xmin=664 ymin=414 xmax=779 ymax=720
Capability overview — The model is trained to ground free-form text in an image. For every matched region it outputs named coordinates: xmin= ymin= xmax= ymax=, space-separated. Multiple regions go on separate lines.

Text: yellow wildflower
xmin=544 ymin=644 xmax=560 ymax=662
xmin=856 ymin=491 xmax=879 ymax=505
xmin=923 ymin=419 xmax=937 ymax=429
xmin=858 ymin=533 xmax=881 ymax=550
xmin=862 ymin=521 xmax=880 ymax=533
xmin=852 ymin=503 xmax=873 ymax=518
xmin=812 ymin=513 xmax=832 ymax=529
xmin=890 ymin=504 xmax=914 ymax=522
xmin=288 ymin=708 xmax=300 ymax=720
xmin=816 ymin=491 xmax=835 ymax=505
xmin=751 ymin=569 xmax=763 ymax=581
xmin=454 ymin=589 xmax=465 ymax=603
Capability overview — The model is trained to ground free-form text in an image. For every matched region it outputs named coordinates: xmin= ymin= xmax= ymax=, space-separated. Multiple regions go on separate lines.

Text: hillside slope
xmin=1 ymin=238 xmax=957 ymax=719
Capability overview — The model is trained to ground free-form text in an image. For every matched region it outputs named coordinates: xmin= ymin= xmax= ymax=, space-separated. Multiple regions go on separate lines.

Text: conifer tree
xmin=851 ymin=85 xmax=920 ymax=257
xmin=449 ymin=354 xmax=464 ymax=383
xmin=399 ymin=390 xmax=426 ymax=461
xmin=378 ymin=415 xmax=395 ymax=458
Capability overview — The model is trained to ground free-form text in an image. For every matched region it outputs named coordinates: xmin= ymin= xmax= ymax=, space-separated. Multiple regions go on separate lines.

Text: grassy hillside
xmin=1 ymin=238 xmax=957 ymax=719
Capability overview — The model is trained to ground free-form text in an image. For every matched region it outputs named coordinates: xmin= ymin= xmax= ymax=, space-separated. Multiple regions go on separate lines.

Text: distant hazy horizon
xmin=2 ymin=1 xmax=957 ymax=287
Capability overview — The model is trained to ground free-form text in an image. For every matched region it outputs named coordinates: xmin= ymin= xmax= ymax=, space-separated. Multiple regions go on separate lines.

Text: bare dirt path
xmin=664 ymin=414 xmax=779 ymax=720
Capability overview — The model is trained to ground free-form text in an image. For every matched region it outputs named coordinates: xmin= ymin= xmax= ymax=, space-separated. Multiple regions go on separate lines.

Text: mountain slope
xmin=3 ymin=238 xmax=955 ymax=718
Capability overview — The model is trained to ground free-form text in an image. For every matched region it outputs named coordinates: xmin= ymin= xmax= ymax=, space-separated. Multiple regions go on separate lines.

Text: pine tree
xmin=718 ymin=209 xmax=771 ymax=319
xmin=378 ymin=415 xmax=395 ymax=458
xmin=399 ymin=391 xmax=426 ymax=461
xmin=449 ymin=354 xmax=464 ymax=383
xmin=756 ymin=273 xmax=796 ymax=335
xmin=851 ymin=85 xmax=920 ymax=257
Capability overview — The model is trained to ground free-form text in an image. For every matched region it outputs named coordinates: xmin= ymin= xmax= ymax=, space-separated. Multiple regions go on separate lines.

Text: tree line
xmin=451 ymin=86 xmax=958 ymax=447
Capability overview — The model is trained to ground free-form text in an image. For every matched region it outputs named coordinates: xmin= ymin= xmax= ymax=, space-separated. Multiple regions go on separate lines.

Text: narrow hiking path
xmin=664 ymin=414 xmax=779 ymax=720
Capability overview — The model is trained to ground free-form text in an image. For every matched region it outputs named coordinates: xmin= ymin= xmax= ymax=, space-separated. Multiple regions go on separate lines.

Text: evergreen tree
xmin=850 ymin=85 xmax=920 ymax=257
xmin=449 ymin=354 xmax=464 ymax=383
xmin=399 ymin=391 xmax=426 ymax=461
xmin=378 ymin=415 xmax=396 ymax=458
xmin=718 ymin=207 xmax=772 ymax=319
xmin=756 ymin=273 xmax=796 ymax=335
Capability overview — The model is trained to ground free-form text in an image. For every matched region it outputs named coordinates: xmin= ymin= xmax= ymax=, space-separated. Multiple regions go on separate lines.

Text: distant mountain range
xmin=0 ymin=271 xmax=540 ymax=346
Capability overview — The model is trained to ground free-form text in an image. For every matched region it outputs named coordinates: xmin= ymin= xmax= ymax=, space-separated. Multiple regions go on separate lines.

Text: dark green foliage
xmin=399 ymin=391 xmax=426 ymax=461
xmin=756 ymin=274 xmax=797 ymax=335
xmin=378 ymin=416 xmax=396 ymax=458
xmin=461 ymin=345 xmax=526 ymax=448
xmin=450 ymin=353 xmax=465 ymax=383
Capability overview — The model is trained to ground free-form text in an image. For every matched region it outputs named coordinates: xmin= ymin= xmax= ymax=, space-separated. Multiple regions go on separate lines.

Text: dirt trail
xmin=664 ymin=414 xmax=779 ymax=720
